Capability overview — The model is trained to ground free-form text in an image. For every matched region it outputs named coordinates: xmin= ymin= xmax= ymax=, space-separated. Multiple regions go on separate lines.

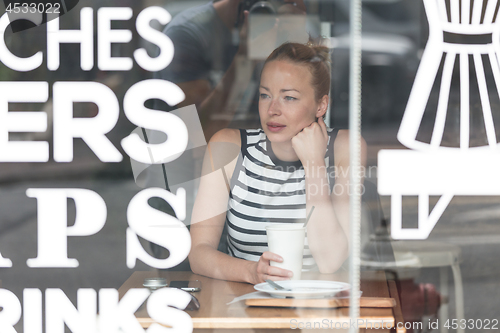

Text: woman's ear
xmin=316 ymin=95 xmax=329 ymax=119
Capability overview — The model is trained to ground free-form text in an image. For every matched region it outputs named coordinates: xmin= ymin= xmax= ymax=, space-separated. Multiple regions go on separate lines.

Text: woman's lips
xmin=267 ymin=123 xmax=286 ymax=132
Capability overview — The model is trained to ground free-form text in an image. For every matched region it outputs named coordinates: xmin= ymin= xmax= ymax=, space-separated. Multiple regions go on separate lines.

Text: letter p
xmin=26 ymin=189 xmax=106 ymax=267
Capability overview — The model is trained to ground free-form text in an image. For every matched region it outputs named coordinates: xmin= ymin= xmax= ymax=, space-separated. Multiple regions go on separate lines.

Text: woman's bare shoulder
xmin=333 ymin=129 xmax=367 ymax=166
xmin=209 ymin=128 xmax=241 ymax=147
xmin=333 ymin=129 xmax=349 ymax=155
xmin=205 ymin=129 xmax=242 ymax=175
xmin=334 ymin=129 xmax=349 ymax=144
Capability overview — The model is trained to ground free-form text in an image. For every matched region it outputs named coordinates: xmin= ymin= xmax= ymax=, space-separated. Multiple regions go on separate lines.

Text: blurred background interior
xmin=1 ymin=0 xmax=499 ymax=332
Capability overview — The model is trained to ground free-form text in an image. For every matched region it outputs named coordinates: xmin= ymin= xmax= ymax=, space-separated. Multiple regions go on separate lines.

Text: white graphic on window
xmin=378 ymin=0 xmax=500 ymax=239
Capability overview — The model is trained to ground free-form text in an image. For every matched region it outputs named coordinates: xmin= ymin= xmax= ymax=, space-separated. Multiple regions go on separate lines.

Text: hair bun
xmin=307 ymin=37 xmax=331 ymax=64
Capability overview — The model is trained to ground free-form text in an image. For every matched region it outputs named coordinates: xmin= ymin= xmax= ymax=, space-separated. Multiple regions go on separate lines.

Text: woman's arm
xmin=292 ymin=120 xmax=367 ymax=273
xmin=189 ymin=129 xmax=292 ymax=283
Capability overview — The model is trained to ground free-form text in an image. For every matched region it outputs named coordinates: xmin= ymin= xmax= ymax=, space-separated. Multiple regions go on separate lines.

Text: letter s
xmin=126 ymin=188 xmax=190 ymax=269
xmin=147 ymin=288 xmax=193 ymax=333
xmin=121 ymin=79 xmax=187 ymax=165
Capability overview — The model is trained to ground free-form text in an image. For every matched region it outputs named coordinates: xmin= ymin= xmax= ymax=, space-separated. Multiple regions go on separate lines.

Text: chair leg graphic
xmin=391 ymin=193 xmax=454 ymax=240
xmin=451 ymin=263 xmax=465 ymax=333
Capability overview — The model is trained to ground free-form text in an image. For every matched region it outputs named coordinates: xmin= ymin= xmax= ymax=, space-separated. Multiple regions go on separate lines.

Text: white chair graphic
xmin=379 ymin=0 xmax=500 ymax=240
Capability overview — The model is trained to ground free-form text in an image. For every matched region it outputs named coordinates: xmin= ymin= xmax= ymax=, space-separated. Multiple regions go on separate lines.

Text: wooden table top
xmin=119 ymin=270 xmax=400 ymax=330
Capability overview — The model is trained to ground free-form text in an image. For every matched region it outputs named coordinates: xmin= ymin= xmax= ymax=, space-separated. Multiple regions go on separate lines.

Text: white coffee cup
xmin=265 ymin=223 xmax=306 ymax=280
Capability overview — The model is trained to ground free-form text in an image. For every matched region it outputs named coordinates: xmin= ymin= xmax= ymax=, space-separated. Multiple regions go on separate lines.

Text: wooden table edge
xmin=120 ymin=271 xmax=399 ymax=330
xmin=245 ymin=296 xmax=396 ymax=308
xmin=138 ymin=317 xmax=396 ymax=329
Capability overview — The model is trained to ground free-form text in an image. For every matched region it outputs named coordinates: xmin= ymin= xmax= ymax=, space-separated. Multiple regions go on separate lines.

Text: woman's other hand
xmin=291 ymin=117 xmax=329 ymax=166
xmin=248 ymin=251 xmax=293 ymax=284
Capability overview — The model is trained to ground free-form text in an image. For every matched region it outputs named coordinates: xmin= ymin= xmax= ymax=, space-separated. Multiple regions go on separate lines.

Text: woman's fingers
xmin=259 ymin=260 xmax=292 ymax=276
xmin=266 ymin=265 xmax=293 ymax=278
xmin=261 ymin=251 xmax=283 ymax=263
xmin=257 ymin=266 xmax=293 ymax=283
xmin=258 ymin=252 xmax=293 ymax=279
xmin=258 ymin=252 xmax=278 ymax=271
xmin=262 ymin=275 xmax=291 ymax=282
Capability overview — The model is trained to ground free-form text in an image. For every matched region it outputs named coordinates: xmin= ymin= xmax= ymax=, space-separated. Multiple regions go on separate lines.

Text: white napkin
xmin=227 ymin=291 xmax=274 ymax=305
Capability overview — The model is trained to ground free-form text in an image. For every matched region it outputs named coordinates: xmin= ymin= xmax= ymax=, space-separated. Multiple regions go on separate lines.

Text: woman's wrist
xmin=303 ymin=159 xmax=331 ymax=202
xmin=243 ymin=260 xmax=257 ymax=284
xmin=303 ymin=159 xmax=327 ymax=176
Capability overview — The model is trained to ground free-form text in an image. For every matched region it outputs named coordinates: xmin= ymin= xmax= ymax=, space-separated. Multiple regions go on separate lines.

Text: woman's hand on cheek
xmin=291 ymin=117 xmax=328 ymax=165
xmin=249 ymin=251 xmax=293 ymax=284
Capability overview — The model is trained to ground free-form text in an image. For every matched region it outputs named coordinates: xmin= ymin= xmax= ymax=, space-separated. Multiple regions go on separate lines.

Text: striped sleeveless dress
xmin=224 ymin=128 xmax=339 ymax=271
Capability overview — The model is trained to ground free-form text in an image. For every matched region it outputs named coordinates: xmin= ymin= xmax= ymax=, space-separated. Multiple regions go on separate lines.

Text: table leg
xmin=439 ymin=266 xmax=449 ymax=333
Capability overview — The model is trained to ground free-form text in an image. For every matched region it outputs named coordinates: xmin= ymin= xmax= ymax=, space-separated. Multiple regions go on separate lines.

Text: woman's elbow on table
xmin=188 ymin=244 xmax=206 ymax=276
xmin=316 ymin=246 xmax=349 ymax=274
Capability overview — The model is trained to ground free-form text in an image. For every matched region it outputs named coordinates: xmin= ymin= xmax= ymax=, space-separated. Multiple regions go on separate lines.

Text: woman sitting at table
xmin=189 ymin=41 xmax=366 ymax=284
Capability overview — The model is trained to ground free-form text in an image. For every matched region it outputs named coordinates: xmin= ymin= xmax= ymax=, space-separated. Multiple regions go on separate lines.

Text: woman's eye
xmin=259 ymin=93 xmax=269 ymax=99
xmin=284 ymin=96 xmax=297 ymax=101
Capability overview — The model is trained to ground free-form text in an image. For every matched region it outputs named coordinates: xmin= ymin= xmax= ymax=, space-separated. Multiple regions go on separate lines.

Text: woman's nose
xmin=267 ymin=99 xmax=281 ymax=116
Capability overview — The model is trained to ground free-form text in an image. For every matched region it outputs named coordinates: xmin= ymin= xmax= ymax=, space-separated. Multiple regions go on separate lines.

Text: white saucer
xmin=254 ymin=280 xmax=350 ymax=299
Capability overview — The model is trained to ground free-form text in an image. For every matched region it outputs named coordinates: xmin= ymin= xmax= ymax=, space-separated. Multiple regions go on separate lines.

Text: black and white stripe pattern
xmin=224 ymin=128 xmax=338 ymax=271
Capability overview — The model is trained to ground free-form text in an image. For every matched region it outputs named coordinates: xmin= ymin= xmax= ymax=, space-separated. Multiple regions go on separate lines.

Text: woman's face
xmin=259 ymin=60 xmax=326 ymax=143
